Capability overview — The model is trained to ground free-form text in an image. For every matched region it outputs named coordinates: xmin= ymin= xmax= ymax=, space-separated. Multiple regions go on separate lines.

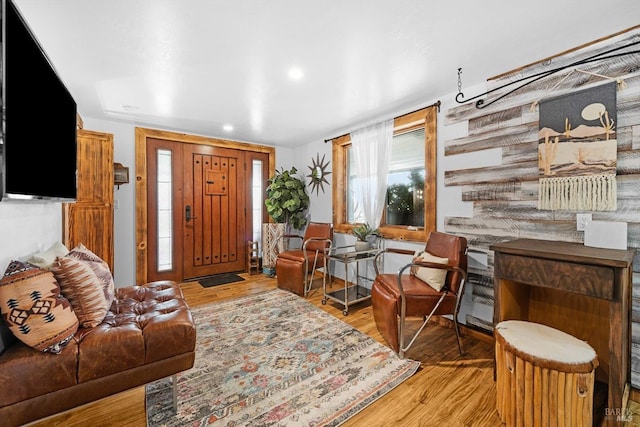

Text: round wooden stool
xmin=494 ymin=320 xmax=599 ymax=427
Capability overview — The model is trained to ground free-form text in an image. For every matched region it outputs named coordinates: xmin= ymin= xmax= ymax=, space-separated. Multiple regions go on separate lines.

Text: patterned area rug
xmin=146 ymin=289 xmax=420 ymax=426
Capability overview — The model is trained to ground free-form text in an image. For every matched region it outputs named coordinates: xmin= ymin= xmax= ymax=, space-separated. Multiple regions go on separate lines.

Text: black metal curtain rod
xmin=456 ymin=39 xmax=640 ymax=109
xmin=323 ymin=100 xmax=441 ymax=143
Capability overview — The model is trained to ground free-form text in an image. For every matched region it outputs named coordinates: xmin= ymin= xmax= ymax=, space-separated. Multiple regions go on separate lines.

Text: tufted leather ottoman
xmin=0 ymin=280 xmax=196 ymax=427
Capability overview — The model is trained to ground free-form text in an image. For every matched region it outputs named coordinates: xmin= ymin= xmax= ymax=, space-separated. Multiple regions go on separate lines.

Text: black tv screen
xmin=1 ymin=0 xmax=77 ymax=201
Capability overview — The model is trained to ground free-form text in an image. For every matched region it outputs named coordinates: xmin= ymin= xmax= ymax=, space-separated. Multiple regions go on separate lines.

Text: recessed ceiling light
xmin=223 ymin=124 xmax=234 ymax=132
xmin=288 ymin=67 xmax=304 ymax=80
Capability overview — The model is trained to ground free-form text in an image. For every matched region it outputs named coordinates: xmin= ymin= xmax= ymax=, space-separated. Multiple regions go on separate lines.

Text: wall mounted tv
xmin=1 ymin=0 xmax=77 ymax=202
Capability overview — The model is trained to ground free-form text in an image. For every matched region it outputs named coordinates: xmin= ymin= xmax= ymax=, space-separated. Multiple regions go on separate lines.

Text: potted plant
xmin=265 ymin=166 xmax=310 ymax=231
xmin=351 ymin=223 xmax=379 ymax=251
xmin=262 ymin=167 xmax=310 ymax=275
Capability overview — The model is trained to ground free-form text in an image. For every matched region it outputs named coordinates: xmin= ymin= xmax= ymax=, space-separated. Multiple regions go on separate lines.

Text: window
xmin=332 ymin=104 xmax=437 ymax=241
xmin=156 ymin=149 xmax=173 ymax=271
xmin=251 ymin=159 xmax=263 ymax=244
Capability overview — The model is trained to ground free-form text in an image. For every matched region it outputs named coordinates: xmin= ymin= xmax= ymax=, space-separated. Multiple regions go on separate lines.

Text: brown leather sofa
xmin=0 ymin=280 xmax=196 ymax=426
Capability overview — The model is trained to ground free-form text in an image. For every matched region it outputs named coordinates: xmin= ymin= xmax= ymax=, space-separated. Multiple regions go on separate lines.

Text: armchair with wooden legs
xmin=275 ymin=222 xmax=333 ymax=297
xmin=371 ymin=231 xmax=468 ymax=358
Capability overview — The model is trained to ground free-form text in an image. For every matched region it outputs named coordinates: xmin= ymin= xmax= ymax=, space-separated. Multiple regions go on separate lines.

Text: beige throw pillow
xmin=51 ymin=257 xmax=110 ymax=328
xmin=411 ymin=251 xmax=449 ymax=291
xmin=0 ymin=260 xmax=78 ymax=354
xmin=25 ymin=242 xmax=69 ymax=269
xmin=66 ymin=244 xmax=115 ymax=308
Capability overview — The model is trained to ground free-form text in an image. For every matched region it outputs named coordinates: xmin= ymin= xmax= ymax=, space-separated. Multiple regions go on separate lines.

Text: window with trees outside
xmin=331 ymin=104 xmax=437 ymax=241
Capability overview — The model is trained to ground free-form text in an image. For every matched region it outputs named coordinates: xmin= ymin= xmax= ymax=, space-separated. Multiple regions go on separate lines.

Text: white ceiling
xmin=12 ymin=0 xmax=640 ymax=146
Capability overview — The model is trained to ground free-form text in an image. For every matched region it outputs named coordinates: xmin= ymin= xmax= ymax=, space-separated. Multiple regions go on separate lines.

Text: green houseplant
xmin=351 ymin=223 xmax=379 ymax=250
xmin=265 ymin=166 xmax=310 ymax=231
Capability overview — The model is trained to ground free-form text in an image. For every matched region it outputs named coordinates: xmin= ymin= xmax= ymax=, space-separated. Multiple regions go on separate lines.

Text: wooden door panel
xmin=63 ymin=203 xmax=114 ymax=271
xmin=183 ymin=145 xmax=245 ymax=279
xmin=63 ymin=129 xmax=114 ymax=273
xmin=75 ymin=130 xmax=113 ymax=204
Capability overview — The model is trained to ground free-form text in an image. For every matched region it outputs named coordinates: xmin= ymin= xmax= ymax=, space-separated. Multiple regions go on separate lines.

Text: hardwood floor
xmin=28 ymin=273 xmax=640 ymax=426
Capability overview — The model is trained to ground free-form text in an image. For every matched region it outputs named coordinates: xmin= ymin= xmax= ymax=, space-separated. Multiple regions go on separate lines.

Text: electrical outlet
xmin=576 ymin=213 xmax=592 ymax=231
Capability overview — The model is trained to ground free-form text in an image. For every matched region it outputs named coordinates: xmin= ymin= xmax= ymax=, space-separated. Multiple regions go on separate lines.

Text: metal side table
xmin=323 ymin=245 xmax=380 ymax=315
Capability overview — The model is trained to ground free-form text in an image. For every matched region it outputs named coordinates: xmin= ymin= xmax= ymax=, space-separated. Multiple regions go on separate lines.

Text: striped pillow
xmin=51 ymin=257 xmax=109 ymax=328
xmin=66 ymin=244 xmax=115 ymax=308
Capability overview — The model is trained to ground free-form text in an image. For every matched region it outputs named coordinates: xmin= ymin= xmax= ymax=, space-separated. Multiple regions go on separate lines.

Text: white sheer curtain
xmin=350 ymin=119 xmax=394 ymax=228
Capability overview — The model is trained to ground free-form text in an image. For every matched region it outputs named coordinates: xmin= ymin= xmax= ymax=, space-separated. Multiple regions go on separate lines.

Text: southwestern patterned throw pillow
xmin=66 ymin=244 xmax=115 ymax=308
xmin=0 ymin=260 xmax=79 ymax=354
xmin=51 ymin=257 xmax=109 ymax=328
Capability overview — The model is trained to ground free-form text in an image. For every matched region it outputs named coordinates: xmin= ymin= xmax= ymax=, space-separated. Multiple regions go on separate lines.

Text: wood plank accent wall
xmin=443 ymin=27 xmax=640 ymax=386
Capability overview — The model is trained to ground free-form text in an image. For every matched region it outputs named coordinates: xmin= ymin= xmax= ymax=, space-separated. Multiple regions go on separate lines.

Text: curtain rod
xmin=324 ymin=100 xmax=441 ymax=143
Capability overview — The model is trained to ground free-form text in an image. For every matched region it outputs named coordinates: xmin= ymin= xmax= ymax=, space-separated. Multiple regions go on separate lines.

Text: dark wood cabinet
xmin=491 ymin=238 xmax=635 ymax=425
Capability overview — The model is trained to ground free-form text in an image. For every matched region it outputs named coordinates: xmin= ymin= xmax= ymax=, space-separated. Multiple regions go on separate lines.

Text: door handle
xmin=185 ymin=205 xmax=198 ymax=222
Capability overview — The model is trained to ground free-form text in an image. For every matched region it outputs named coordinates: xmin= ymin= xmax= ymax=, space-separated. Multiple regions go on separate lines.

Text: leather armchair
xmin=371 ymin=231 xmax=468 ymax=358
xmin=275 ymin=222 xmax=333 ymax=297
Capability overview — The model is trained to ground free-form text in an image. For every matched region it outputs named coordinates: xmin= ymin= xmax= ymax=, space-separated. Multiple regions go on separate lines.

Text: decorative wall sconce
xmin=114 ymin=162 xmax=130 ymax=189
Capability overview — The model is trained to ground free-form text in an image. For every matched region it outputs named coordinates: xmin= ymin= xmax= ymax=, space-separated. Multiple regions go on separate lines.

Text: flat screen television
xmin=1 ymin=0 xmax=77 ymax=202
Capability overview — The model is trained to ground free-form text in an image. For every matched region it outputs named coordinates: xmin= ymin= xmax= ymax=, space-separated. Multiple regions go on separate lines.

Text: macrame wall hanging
xmin=537 ymin=81 xmax=617 ymax=211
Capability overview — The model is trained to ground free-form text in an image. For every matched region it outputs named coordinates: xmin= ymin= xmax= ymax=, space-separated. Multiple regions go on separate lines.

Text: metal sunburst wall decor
xmin=307 ymin=153 xmax=331 ymax=195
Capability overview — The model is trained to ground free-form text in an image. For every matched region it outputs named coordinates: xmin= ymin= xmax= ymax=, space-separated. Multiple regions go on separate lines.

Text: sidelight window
xmin=157 ymin=149 xmax=173 ymax=271
xmin=252 ymin=159 xmax=263 ymax=245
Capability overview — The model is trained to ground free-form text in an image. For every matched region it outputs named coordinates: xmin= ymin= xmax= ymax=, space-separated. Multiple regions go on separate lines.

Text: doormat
xmin=198 ymin=273 xmax=246 ymax=288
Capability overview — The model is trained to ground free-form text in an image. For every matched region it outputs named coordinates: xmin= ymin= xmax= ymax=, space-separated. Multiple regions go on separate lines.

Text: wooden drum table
xmin=495 ymin=320 xmax=599 ymax=426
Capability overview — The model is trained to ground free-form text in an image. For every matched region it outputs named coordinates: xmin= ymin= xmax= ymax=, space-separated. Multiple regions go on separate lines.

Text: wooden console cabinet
xmin=491 ymin=238 xmax=635 ymax=425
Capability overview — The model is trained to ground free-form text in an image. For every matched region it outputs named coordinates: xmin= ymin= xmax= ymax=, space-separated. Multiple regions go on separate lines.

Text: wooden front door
xmin=182 ymin=143 xmax=246 ymax=279
xmin=137 ymin=127 xmax=274 ymax=285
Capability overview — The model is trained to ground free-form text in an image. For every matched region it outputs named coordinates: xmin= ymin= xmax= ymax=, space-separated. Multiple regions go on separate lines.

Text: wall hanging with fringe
xmin=538 ymin=81 xmax=617 ymax=211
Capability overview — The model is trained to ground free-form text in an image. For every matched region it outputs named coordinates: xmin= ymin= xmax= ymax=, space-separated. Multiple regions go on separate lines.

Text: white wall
xmin=0 ymin=86 xmax=491 ymax=318
xmin=298 ymin=84 xmax=496 ymax=324
xmin=0 ymin=201 xmax=62 ymax=271
xmin=0 ymin=83 xmax=493 ymax=320
xmin=291 ymin=138 xmax=333 ymax=225
xmin=82 ymin=118 xmax=137 ymax=286
xmin=0 ymin=118 xmax=139 ymax=285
